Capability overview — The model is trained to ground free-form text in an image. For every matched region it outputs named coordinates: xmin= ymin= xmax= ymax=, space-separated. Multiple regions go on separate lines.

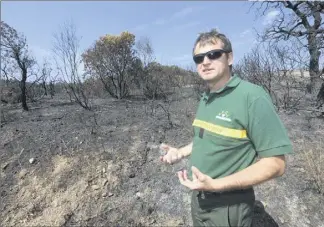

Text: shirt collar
xmin=202 ymin=74 xmax=241 ymax=102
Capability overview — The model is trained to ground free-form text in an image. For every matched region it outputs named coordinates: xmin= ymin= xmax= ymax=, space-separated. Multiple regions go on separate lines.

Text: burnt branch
xmin=52 ymin=20 xmax=91 ymax=110
xmin=254 ymin=1 xmax=324 ymax=97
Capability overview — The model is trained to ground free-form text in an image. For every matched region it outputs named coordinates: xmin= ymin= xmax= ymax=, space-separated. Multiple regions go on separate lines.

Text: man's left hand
xmin=177 ymin=166 xmax=217 ymax=191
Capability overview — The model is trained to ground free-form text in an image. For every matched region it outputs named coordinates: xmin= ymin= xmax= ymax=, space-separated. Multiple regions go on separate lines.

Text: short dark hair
xmin=192 ymin=29 xmax=232 ymax=55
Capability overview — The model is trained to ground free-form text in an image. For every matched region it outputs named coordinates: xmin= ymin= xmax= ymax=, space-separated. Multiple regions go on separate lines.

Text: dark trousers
xmin=191 ymin=188 xmax=255 ymax=227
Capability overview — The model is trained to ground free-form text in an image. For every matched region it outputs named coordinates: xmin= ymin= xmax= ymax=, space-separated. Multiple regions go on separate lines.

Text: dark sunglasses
xmin=193 ymin=49 xmax=229 ymax=64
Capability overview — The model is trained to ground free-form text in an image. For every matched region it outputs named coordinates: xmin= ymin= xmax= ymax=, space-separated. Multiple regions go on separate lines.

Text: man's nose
xmin=202 ymin=56 xmax=211 ymax=65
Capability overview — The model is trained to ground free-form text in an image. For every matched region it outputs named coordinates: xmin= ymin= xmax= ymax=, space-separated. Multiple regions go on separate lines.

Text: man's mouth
xmin=203 ymin=68 xmax=214 ymax=72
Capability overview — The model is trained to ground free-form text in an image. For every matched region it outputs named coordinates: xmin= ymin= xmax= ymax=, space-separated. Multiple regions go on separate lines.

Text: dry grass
xmin=3 ymin=152 xmax=123 ymax=226
xmin=281 ymin=110 xmax=324 ymax=195
xmin=301 ymin=139 xmax=324 ymax=194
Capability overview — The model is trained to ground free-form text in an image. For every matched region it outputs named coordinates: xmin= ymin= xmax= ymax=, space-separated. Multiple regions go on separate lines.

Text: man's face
xmin=193 ymin=41 xmax=233 ymax=83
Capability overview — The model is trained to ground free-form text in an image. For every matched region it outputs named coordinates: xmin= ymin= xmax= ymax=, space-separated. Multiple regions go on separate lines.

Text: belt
xmin=195 ymin=188 xmax=255 ymax=208
xmin=199 ymin=187 xmax=254 ymax=198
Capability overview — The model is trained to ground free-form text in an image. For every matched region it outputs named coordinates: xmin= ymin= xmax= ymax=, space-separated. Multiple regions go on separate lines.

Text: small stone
xmin=4 ymin=216 xmax=11 ymax=223
xmin=298 ymin=167 xmax=306 ymax=173
xmin=129 ymin=173 xmax=135 ymax=178
xmin=102 ymin=168 xmax=106 ymax=173
xmin=147 ymin=142 xmax=158 ymax=149
xmin=279 ymin=216 xmax=286 ymax=223
xmin=136 ymin=192 xmax=142 ymax=198
xmin=102 ymin=192 xmax=114 ymax=198
xmin=2 ymin=163 xmax=9 ymax=170
xmin=149 ymin=219 xmax=156 ymax=224
xmin=19 ymin=169 xmax=28 ymax=179
xmin=91 ymin=185 xmax=100 ymax=190
xmin=102 ymin=179 xmax=108 ymax=186
xmin=64 ymin=212 xmax=73 ymax=221
xmin=147 ymin=207 xmax=154 ymax=215
xmin=29 ymin=158 xmax=35 ymax=164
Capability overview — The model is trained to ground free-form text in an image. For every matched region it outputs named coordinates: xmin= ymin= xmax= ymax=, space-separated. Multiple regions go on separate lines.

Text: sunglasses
xmin=193 ymin=49 xmax=229 ymax=64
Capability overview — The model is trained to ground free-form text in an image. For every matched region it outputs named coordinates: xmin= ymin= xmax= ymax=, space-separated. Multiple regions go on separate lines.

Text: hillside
xmin=1 ymin=88 xmax=324 ymax=227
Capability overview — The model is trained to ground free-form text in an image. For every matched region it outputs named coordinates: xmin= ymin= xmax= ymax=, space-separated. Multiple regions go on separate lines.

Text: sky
xmin=1 ymin=1 xmax=279 ymax=70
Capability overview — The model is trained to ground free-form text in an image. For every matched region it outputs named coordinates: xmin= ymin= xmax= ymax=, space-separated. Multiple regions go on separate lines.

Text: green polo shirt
xmin=189 ymin=74 xmax=293 ymax=180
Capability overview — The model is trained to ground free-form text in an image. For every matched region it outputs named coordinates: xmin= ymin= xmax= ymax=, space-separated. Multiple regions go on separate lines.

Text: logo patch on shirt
xmin=216 ymin=111 xmax=232 ymax=122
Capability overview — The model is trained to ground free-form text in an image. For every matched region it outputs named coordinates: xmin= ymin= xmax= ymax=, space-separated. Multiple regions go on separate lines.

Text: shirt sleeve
xmin=247 ymin=92 xmax=293 ymax=158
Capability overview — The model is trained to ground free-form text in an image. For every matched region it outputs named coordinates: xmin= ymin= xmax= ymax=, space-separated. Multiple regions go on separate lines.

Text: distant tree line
xmin=1 ymin=1 xmax=323 ymax=111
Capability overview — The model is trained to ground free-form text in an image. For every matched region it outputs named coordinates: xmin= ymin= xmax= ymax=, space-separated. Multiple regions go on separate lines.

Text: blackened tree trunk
xmin=20 ymin=68 xmax=28 ymax=111
xmin=42 ymin=81 xmax=48 ymax=96
xmin=308 ymin=20 xmax=323 ymax=97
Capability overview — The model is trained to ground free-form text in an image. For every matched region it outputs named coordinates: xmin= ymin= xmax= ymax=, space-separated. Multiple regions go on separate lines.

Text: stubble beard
xmin=205 ymin=70 xmax=231 ymax=92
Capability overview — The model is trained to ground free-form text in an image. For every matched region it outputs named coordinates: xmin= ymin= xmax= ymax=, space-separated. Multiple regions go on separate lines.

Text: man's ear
xmin=227 ymin=52 xmax=233 ymax=66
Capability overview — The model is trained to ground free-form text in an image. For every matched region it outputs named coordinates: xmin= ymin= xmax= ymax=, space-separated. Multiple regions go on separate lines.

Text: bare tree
xmin=0 ymin=54 xmax=16 ymax=86
xmin=135 ymin=37 xmax=184 ymax=100
xmin=235 ymin=42 xmax=308 ymax=110
xmin=134 ymin=36 xmax=154 ymax=97
xmin=135 ymin=36 xmax=155 ymax=69
xmin=0 ymin=59 xmax=21 ymax=103
xmin=1 ymin=21 xmax=36 ymax=111
xmin=48 ymin=70 xmax=59 ymax=99
xmin=253 ymin=1 xmax=324 ymax=101
xmin=52 ymin=20 xmax=91 ymax=110
xmin=24 ymin=64 xmax=46 ymax=102
xmin=23 ymin=59 xmax=54 ymax=101
xmin=40 ymin=59 xmax=52 ymax=96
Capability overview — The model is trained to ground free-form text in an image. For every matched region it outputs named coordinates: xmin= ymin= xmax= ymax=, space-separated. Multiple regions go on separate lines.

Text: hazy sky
xmin=2 ymin=1 xmax=278 ymax=69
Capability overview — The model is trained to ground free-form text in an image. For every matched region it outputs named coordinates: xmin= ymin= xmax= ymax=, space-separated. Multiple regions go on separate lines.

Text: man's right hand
xmin=159 ymin=143 xmax=183 ymax=164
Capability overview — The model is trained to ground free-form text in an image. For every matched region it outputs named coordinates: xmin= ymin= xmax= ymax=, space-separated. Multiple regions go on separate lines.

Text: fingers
xmin=178 ymin=170 xmax=194 ymax=189
xmin=160 ymin=155 xmax=169 ymax=164
xmin=170 ymin=153 xmax=179 ymax=164
xmin=159 ymin=146 xmax=180 ymax=165
xmin=192 ymin=166 xmax=205 ymax=182
xmin=159 ymin=156 xmax=164 ymax=162
xmin=178 ymin=170 xmax=187 ymax=185
xmin=178 ymin=170 xmax=189 ymax=182
xmin=192 ymin=168 xmax=197 ymax=181
xmin=159 ymin=143 xmax=170 ymax=151
xmin=160 ymin=143 xmax=172 ymax=163
xmin=159 ymin=144 xmax=168 ymax=157
xmin=160 ymin=154 xmax=174 ymax=164
xmin=177 ymin=171 xmax=184 ymax=183
xmin=183 ymin=170 xmax=188 ymax=181
xmin=159 ymin=143 xmax=170 ymax=163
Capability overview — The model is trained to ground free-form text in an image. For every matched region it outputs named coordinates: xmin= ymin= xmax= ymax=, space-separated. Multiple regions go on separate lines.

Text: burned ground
xmin=1 ymin=89 xmax=323 ymax=227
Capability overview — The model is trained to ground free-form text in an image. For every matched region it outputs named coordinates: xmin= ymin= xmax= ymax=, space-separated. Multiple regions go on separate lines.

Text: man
xmin=159 ymin=29 xmax=293 ymax=227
